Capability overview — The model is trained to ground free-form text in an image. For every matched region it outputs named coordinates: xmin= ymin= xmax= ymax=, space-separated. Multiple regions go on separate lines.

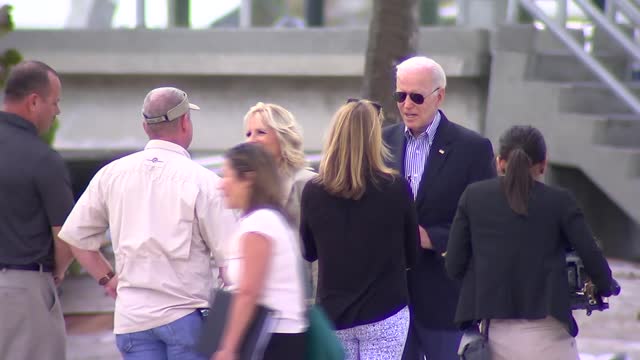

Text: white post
xmin=605 ymin=0 xmax=616 ymax=22
xmin=136 ymin=0 xmax=145 ymax=28
xmin=557 ymin=0 xmax=567 ymax=26
xmin=167 ymin=0 xmax=175 ymax=27
xmin=240 ymin=0 xmax=252 ymax=28
xmin=506 ymin=0 xmax=519 ymax=23
xmin=456 ymin=0 xmax=468 ymax=25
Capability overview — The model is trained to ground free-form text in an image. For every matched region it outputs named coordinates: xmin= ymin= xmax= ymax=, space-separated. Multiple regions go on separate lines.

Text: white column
xmin=556 ymin=0 xmax=567 ymax=26
xmin=136 ymin=0 xmax=145 ymax=28
xmin=240 ymin=0 xmax=252 ymax=28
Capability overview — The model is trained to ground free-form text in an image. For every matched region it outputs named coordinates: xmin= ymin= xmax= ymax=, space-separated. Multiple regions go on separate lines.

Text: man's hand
xmin=218 ymin=266 xmax=229 ymax=288
xmin=419 ymin=226 xmax=433 ymax=249
xmin=103 ymin=275 xmax=118 ymax=299
xmin=53 ymin=272 xmax=65 ymax=286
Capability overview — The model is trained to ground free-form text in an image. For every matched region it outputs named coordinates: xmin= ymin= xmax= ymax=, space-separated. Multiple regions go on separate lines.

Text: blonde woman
xmin=243 ymin=102 xmax=315 ymax=227
xmin=243 ymin=102 xmax=317 ymax=300
xmin=300 ymin=100 xmax=419 ymax=359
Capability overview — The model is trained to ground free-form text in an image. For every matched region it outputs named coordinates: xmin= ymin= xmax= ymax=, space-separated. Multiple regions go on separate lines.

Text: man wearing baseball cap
xmin=60 ymin=87 xmax=235 ymax=360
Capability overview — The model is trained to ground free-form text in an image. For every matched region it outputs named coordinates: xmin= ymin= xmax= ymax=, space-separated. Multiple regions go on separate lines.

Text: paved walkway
xmin=62 ymin=259 xmax=640 ymax=360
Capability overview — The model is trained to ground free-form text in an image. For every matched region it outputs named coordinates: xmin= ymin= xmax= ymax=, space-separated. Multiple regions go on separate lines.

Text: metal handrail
xmin=609 ymin=0 xmax=640 ymax=26
xmin=573 ymin=0 xmax=640 ymax=63
xmin=518 ymin=0 xmax=640 ymax=114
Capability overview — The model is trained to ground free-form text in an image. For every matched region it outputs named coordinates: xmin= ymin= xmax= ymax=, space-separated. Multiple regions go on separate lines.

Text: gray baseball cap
xmin=142 ymin=87 xmax=200 ymax=124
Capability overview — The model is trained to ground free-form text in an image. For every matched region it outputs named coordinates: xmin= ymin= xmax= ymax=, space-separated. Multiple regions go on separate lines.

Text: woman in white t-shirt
xmin=214 ymin=142 xmax=308 ymax=360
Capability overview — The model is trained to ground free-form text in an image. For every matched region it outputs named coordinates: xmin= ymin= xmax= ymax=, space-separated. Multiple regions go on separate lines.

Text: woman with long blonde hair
xmin=243 ymin=102 xmax=315 ymax=226
xmin=300 ymin=100 xmax=419 ymax=360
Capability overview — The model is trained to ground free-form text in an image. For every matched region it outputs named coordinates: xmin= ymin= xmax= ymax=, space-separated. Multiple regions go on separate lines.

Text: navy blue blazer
xmin=382 ymin=111 xmax=496 ymax=329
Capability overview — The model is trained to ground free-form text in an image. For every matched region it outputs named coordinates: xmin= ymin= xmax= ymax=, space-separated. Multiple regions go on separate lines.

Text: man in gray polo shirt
xmin=0 ymin=60 xmax=75 ymax=359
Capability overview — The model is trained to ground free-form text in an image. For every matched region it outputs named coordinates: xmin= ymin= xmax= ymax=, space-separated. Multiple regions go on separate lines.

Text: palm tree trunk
xmin=362 ymin=0 xmax=419 ymax=125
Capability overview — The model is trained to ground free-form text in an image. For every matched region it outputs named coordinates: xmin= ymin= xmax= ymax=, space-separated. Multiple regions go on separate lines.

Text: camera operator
xmin=445 ymin=125 xmax=616 ymax=360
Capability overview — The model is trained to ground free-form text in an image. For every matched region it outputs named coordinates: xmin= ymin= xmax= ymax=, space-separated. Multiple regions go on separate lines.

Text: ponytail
xmin=502 ymin=148 xmax=533 ymax=215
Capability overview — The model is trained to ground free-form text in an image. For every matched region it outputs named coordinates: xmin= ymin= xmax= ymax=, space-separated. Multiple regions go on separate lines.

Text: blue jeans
xmin=115 ymin=310 xmax=207 ymax=360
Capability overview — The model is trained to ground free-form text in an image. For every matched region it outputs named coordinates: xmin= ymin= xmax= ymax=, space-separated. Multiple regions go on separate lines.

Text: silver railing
xmin=605 ymin=0 xmax=640 ymax=25
xmin=507 ymin=0 xmax=640 ymax=114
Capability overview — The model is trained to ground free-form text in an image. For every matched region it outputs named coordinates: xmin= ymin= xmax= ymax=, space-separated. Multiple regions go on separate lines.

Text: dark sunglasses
xmin=347 ymin=98 xmax=382 ymax=114
xmin=393 ymin=87 xmax=440 ymax=105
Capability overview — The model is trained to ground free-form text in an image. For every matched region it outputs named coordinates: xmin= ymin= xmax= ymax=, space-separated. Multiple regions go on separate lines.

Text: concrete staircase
xmin=486 ymin=25 xmax=640 ymax=259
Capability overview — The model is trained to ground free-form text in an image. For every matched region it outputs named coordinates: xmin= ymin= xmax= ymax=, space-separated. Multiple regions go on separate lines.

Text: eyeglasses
xmin=346 ymin=98 xmax=382 ymax=114
xmin=393 ymin=87 xmax=440 ymax=105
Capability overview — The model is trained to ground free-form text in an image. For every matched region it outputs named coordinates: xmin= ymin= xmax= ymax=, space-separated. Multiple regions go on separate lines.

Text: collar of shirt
xmin=0 ymin=111 xmax=38 ymax=136
xmin=404 ymin=110 xmax=441 ymax=144
xmin=144 ymin=139 xmax=191 ymax=159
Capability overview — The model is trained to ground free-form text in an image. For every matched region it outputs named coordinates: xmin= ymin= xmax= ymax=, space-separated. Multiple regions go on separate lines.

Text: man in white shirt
xmin=59 ymin=87 xmax=234 ymax=360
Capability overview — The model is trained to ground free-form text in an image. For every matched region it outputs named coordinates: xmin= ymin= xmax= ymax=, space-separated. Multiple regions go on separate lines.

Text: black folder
xmin=196 ymin=289 xmax=276 ymax=360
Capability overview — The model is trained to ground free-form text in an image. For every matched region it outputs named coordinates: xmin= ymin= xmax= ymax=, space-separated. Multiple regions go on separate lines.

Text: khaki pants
xmin=0 ymin=268 xmax=66 ymax=360
xmin=489 ymin=317 xmax=579 ymax=360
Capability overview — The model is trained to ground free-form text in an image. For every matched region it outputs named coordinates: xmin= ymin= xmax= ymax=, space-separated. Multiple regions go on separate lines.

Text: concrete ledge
xmin=2 ymin=28 xmax=490 ymax=77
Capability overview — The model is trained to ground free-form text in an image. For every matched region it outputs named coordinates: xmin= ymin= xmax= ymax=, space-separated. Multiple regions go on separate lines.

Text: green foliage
xmin=0 ymin=5 xmax=21 ymax=85
xmin=0 ymin=48 xmax=22 ymax=84
xmin=0 ymin=5 xmax=59 ymax=146
xmin=41 ymin=117 xmax=60 ymax=145
xmin=0 ymin=4 xmax=15 ymax=34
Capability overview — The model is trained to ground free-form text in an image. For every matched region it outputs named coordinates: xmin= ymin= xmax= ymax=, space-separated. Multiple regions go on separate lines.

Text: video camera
xmin=566 ymin=250 xmax=621 ymax=315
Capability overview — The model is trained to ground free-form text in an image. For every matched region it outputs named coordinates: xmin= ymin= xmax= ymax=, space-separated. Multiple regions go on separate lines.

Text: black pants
xmin=263 ymin=332 xmax=307 ymax=360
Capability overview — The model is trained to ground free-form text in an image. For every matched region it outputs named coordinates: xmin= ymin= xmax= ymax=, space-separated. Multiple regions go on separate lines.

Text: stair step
xmin=557 ymin=82 xmax=640 ymax=114
xmin=591 ymin=144 xmax=640 ymax=178
xmin=526 ymin=51 xmax=628 ymax=82
xmin=592 ymin=114 xmax=640 ymax=148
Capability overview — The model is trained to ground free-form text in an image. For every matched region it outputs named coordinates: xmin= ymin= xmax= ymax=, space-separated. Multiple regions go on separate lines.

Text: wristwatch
xmin=98 ymin=271 xmax=115 ymax=286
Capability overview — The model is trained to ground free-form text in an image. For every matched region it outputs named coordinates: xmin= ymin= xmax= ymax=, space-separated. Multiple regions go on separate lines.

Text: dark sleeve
xmin=425 ymin=224 xmax=450 ymax=254
xmin=426 ymin=138 xmax=495 ymax=254
xmin=560 ymin=190 xmax=614 ymax=295
xmin=400 ymin=178 xmax=419 ymax=269
xmin=34 ymin=150 xmax=75 ymax=227
xmin=299 ymin=182 xmax=317 ymax=262
xmin=468 ymin=137 xmax=497 ymax=184
xmin=446 ymin=188 xmax=472 ymax=280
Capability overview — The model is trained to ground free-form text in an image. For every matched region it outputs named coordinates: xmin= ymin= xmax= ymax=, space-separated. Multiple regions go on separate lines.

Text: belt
xmin=0 ymin=263 xmax=53 ymax=272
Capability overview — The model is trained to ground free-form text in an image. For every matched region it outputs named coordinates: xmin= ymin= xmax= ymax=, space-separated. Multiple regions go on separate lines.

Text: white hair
xmin=396 ymin=56 xmax=447 ymax=90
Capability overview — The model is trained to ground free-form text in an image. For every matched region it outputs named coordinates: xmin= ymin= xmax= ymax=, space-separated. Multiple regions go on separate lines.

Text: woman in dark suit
xmin=446 ymin=125 xmax=615 ymax=360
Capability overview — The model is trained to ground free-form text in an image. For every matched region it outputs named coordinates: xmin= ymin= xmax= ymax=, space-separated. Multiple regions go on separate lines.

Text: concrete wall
xmin=1 ymin=28 xmax=491 ymax=154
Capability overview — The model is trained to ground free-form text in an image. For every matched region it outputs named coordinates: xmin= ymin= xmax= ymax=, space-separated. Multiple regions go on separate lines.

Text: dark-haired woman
xmin=446 ymin=125 xmax=615 ymax=360
xmin=214 ymin=142 xmax=307 ymax=360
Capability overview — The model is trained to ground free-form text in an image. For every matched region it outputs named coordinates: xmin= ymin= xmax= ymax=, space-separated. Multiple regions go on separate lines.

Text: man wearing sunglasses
xmin=382 ymin=56 xmax=496 ymax=360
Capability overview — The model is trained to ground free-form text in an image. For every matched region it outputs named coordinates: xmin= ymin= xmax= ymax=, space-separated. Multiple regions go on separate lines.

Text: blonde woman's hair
xmin=317 ymin=100 xmax=396 ymax=200
xmin=244 ymin=102 xmax=306 ymax=176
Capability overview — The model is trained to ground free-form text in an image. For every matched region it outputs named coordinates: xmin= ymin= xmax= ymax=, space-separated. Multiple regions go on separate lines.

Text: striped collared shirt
xmin=404 ymin=111 xmax=441 ymax=198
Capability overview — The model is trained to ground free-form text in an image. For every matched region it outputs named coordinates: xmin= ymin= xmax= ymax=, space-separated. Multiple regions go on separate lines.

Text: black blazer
xmin=446 ymin=178 xmax=614 ymax=336
xmin=382 ymin=111 xmax=496 ymax=329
